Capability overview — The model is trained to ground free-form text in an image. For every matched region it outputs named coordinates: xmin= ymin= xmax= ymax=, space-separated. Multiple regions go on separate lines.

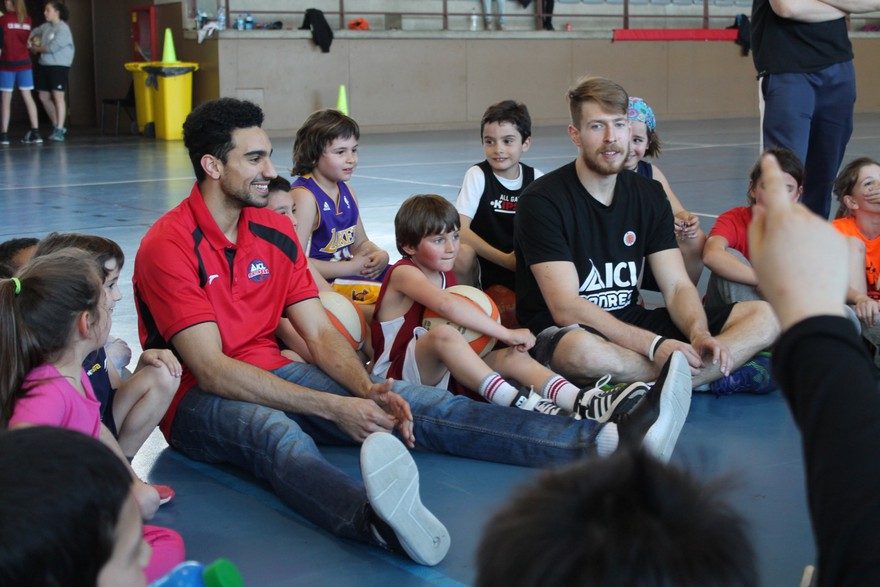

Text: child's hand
xmin=674 ymin=211 xmax=701 ymax=240
xmin=359 ymin=249 xmax=389 ymax=279
xmin=855 ymin=295 xmax=880 ymax=327
xmin=501 ymin=328 xmax=536 ymax=352
xmin=138 ymin=349 xmax=182 ymax=378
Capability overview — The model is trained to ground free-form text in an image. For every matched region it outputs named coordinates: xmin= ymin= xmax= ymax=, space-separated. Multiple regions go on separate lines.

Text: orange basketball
xmin=484 ymin=284 xmax=519 ymax=329
xmin=319 ymin=291 xmax=367 ymax=351
xmin=421 ymin=285 xmax=500 ymax=357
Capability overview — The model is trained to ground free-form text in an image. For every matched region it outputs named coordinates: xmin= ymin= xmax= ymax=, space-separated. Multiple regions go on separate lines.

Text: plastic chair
xmin=100 ymin=83 xmax=136 ymax=135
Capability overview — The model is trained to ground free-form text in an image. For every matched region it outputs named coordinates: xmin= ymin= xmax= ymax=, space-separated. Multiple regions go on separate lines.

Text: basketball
xmin=319 ymin=291 xmax=367 ymax=351
xmin=484 ymin=284 xmax=519 ymax=329
xmin=421 ymin=285 xmax=500 ymax=357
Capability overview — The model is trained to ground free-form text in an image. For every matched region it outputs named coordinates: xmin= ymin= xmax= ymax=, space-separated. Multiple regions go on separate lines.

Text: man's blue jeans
xmin=169 ymin=361 xmax=602 ymax=543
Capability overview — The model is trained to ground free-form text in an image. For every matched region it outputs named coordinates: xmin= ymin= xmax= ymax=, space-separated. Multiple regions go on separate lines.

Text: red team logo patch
xmin=247 ymin=259 xmax=270 ymax=282
xmin=623 ymin=231 xmax=637 ymax=247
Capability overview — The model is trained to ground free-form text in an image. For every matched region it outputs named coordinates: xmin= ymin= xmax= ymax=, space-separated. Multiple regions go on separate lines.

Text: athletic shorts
xmin=35 ymin=64 xmax=69 ymax=92
xmin=0 ymin=68 xmax=34 ymax=92
xmin=387 ymin=326 xmax=452 ymax=390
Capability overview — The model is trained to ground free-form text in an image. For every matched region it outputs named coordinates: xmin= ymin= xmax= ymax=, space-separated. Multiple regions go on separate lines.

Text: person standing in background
xmin=750 ymin=0 xmax=879 ymax=219
xmin=0 ymin=0 xmax=41 ymax=145
xmin=28 ymin=1 xmax=73 ymax=142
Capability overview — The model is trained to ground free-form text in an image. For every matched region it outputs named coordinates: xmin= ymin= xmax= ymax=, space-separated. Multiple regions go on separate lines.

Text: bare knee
xmin=551 ymin=331 xmax=638 ymax=384
xmin=728 ymin=300 xmax=780 ymax=343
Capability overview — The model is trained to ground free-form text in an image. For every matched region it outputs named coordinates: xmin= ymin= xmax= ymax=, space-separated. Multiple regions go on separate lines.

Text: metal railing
xmin=212 ymin=0 xmax=741 ymax=32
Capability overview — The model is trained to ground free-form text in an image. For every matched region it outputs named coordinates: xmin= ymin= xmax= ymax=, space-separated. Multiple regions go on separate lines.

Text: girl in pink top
xmin=0 ymin=248 xmax=184 ymax=582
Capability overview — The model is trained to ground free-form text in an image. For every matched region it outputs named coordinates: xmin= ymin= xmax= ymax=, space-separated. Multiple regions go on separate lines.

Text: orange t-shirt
xmin=833 ymin=217 xmax=880 ymax=298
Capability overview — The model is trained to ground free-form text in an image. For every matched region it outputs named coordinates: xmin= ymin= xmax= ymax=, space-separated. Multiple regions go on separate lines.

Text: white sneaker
xmin=360 ymin=432 xmax=450 ymax=566
xmin=617 ymin=351 xmax=692 ymax=463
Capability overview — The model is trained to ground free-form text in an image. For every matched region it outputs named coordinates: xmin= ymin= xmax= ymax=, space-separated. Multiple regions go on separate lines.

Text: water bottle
xmin=235 ymin=13 xmax=244 ymax=30
xmin=470 ymin=8 xmax=479 ymax=31
xmin=217 ymin=6 xmax=226 ymax=31
xmin=244 ymin=13 xmax=254 ymax=30
xmin=149 ymin=559 xmax=243 ymax=587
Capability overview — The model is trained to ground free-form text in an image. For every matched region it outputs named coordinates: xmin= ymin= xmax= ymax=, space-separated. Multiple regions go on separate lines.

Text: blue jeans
xmin=169 ymin=361 xmax=602 ymax=542
xmin=761 ymin=61 xmax=856 ymax=219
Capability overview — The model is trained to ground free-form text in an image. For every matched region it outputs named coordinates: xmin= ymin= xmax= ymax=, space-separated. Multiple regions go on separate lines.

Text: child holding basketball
xmin=454 ymin=100 xmax=542 ymax=293
xmin=291 ymin=109 xmax=390 ymax=307
xmin=371 ymin=194 xmax=649 ymax=421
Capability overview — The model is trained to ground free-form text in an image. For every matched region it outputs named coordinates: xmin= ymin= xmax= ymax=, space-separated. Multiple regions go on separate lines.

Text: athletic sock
xmin=595 ymin=423 xmax=619 ymax=457
xmin=478 ymin=372 xmax=520 ymax=406
xmin=541 ymin=375 xmax=582 ymax=412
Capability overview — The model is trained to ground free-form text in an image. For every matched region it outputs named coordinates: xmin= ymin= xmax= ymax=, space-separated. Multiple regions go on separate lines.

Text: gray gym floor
xmin=4 ymin=113 xmax=878 ymax=585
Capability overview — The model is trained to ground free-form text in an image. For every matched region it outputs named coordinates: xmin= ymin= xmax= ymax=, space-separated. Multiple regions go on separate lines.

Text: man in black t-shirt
xmin=514 ymin=77 xmax=779 ymax=390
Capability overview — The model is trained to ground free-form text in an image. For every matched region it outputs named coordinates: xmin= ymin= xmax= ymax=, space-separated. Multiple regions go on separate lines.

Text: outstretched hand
xmin=748 ymin=153 xmax=848 ymax=331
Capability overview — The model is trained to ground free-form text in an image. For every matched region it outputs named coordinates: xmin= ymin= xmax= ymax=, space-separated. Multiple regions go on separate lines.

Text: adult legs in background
xmin=762 ymin=63 xmax=855 ymax=219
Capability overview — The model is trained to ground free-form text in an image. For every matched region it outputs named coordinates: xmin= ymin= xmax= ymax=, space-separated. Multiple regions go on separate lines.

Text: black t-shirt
xmin=751 ymin=0 xmax=852 ymax=75
xmin=471 ymin=160 xmax=536 ymax=291
xmin=514 ymin=162 xmax=676 ymax=333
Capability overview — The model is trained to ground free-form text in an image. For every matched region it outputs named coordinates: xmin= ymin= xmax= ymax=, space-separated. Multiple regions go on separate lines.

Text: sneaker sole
xmin=360 ymin=432 xmax=450 ymax=566
xmin=643 ymin=351 xmax=692 ymax=463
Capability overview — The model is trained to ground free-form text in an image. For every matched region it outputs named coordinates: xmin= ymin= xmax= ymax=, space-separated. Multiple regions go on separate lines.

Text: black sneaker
xmin=574 ymin=375 xmax=649 ymax=423
xmin=617 ymin=351 xmax=692 ymax=463
xmin=361 ymin=432 xmax=450 ymax=566
xmin=22 ymin=130 xmax=42 ymax=144
xmin=0 ymin=132 xmax=9 ymax=146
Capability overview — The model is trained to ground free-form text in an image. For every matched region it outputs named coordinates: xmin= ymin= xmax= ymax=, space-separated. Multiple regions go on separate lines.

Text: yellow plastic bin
xmin=124 ymin=61 xmax=156 ymax=137
xmin=142 ymin=62 xmax=199 ymax=141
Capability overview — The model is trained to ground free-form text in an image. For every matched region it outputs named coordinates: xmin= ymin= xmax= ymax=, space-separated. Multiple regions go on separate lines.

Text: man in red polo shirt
xmin=133 ymin=98 xmax=691 ymax=566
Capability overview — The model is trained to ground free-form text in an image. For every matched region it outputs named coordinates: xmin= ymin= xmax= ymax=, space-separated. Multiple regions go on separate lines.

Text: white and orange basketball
xmin=421 ymin=285 xmax=500 ymax=357
xmin=319 ymin=291 xmax=367 ymax=351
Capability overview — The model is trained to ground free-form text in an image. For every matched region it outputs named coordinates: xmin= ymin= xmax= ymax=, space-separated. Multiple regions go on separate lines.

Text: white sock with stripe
xmin=541 ymin=375 xmax=582 ymax=412
xmin=478 ymin=372 xmax=520 ymax=407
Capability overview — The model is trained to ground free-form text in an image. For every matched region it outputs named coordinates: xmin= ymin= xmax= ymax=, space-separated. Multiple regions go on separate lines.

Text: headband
xmin=627 ymin=97 xmax=656 ymax=132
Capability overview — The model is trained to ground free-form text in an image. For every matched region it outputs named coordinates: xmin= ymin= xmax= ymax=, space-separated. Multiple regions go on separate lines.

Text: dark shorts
xmin=35 ymin=64 xmax=69 ymax=92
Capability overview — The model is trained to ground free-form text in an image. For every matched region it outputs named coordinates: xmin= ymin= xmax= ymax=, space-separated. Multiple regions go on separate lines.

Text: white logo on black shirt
xmin=580 ymin=259 xmax=638 ymax=311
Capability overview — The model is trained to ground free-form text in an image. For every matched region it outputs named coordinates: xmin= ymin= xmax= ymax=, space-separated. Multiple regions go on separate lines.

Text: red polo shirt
xmin=133 ymin=182 xmax=318 ymax=438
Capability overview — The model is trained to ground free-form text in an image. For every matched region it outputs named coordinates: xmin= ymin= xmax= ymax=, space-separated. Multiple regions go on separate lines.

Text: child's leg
xmin=20 ymin=87 xmax=40 ymax=131
xmin=143 ymin=525 xmax=186 ymax=583
xmin=414 ymin=324 xmax=524 ymax=406
xmin=1 ymin=91 xmax=12 ymax=132
xmin=112 ymin=365 xmax=180 ymax=458
xmin=704 ymin=249 xmax=761 ymax=308
xmin=485 ymin=347 xmax=582 ymax=411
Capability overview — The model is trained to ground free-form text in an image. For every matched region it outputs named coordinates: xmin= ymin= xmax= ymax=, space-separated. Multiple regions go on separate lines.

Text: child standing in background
xmin=291 ymin=109 xmax=390 ymax=313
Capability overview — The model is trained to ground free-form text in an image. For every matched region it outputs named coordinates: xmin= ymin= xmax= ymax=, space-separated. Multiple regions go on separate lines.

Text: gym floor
xmin=4 ymin=113 xmax=878 ymax=585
